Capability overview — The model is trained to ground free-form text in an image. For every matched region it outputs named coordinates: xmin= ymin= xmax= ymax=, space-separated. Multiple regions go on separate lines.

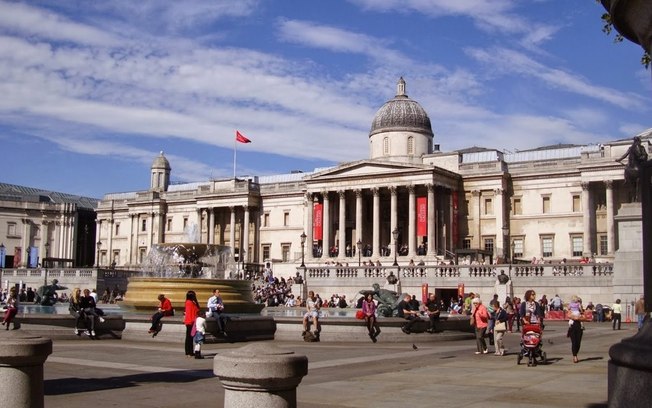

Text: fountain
xmin=120 ymin=223 xmax=264 ymax=314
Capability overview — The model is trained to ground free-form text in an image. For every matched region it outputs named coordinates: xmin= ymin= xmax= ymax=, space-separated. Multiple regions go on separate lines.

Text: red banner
xmin=421 ymin=283 xmax=429 ymax=304
xmin=457 ymin=283 xmax=465 ymax=299
xmin=416 ymin=196 xmax=427 ymax=237
xmin=313 ymin=203 xmax=323 ymax=240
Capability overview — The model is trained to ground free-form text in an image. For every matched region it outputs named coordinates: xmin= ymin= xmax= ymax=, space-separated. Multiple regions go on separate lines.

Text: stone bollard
xmin=0 ymin=332 xmax=52 ymax=408
xmin=213 ymin=343 xmax=308 ymax=408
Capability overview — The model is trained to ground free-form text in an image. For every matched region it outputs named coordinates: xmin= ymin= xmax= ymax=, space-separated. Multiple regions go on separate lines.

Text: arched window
xmin=407 ymin=136 xmax=414 ymax=155
xmin=383 ymin=137 xmax=389 ymax=155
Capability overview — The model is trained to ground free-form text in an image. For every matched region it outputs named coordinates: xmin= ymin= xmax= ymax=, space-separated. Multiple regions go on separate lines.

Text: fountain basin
xmin=120 ymin=277 xmax=264 ymax=314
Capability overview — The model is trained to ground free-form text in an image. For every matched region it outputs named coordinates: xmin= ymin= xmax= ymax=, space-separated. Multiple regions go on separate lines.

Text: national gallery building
xmin=95 ymin=78 xmax=650 ymax=292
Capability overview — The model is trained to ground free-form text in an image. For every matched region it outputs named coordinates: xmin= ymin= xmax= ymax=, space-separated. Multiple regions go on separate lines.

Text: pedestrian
xmin=612 ymin=299 xmax=622 ymax=330
xmin=471 ymin=297 xmax=489 ymax=355
xmin=184 ymin=291 xmax=200 ymax=357
xmin=2 ymin=287 xmax=18 ymax=330
xmin=567 ymin=295 xmax=585 ymax=363
xmin=362 ymin=293 xmax=381 ymax=342
xmin=635 ymin=295 xmax=645 ymax=330
xmin=493 ymin=302 xmax=508 ymax=356
xmin=193 ymin=310 xmax=206 ymax=359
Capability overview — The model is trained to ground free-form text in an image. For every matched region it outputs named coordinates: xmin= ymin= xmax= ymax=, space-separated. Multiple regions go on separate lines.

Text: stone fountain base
xmin=120 ymin=278 xmax=264 ymax=314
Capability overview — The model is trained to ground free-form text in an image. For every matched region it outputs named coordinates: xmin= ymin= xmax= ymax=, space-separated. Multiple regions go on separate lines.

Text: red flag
xmin=236 ymin=130 xmax=251 ymax=144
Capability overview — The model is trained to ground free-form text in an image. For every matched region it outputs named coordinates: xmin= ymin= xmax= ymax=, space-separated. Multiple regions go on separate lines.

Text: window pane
xmin=572 ymin=195 xmax=581 ymax=212
xmin=542 ymin=196 xmax=550 ymax=214
xmin=513 ymin=198 xmax=521 ymax=215
xmin=513 ymin=239 xmax=523 ymax=258
xmin=572 ymin=236 xmax=583 ymax=257
xmin=542 ymin=237 xmax=553 ymax=257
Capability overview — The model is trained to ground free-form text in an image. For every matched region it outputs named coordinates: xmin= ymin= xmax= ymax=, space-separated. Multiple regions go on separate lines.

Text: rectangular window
xmin=183 ymin=217 xmax=188 ymax=229
xmin=139 ymin=247 xmax=147 ymax=263
xmin=572 ymin=194 xmax=581 ymax=212
xmin=462 ymin=238 xmax=471 ymax=249
xmin=513 ymin=238 xmax=524 ymax=259
xmin=283 ymin=212 xmax=290 ymax=227
xmin=263 ymin=213 xmax=270 ymax=227
xmin=541 ymin=236 xmax=553 ymax=258
xmin=542 ymin=196 xmax=551 ymax=214
xmin=513 ymin=198 xmax=522 ymax=215
xmin=262 ymin=244 xmax=270 ymax=261
xmin=571 ymin=236 xmax=583 ymax=257
xmin=115 ymin=223 xmax=120 ymax=236
xmin=100 ymin=251 xmax=107 ymax=266
xmin=599 ymin=235 xmax=608 ymax=256
xmin=483 ymin=237 xmax=494 ymax=253
xmin=484 ymin=198 xmax=493 ymax=215
xmin=112 ymin=250 xmax=120 ymax=265
xmin=141 ymin=219 xmax=147 ymax=232
xmin=281 ymin=244 xmax=290 ymax=262
xmin=7 ymin=222 xmax=17 ymax=236
xmin=166 ymin=218 xmax=172 ymax=231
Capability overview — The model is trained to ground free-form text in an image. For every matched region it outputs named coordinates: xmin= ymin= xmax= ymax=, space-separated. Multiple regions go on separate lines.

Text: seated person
xmin=302 ymin=290 xmax=321 ymax=335
xmin=149 ymin=294 xmax=174 ymax=334
xmin=397 ymin=294 xmax=422 ymax=334
xmin=423 ymin=293 xmax=441 ymax=333
xmin=207 ymin=289 xmax=226 ymax=334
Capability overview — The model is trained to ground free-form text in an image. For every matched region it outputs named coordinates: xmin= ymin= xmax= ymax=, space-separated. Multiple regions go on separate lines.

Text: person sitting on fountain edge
xmin=398 ymin=293 xmax=422 ymax=334
xmin=149 ymin=294 xmax=174 ymax=336
xmin=302 ymin=291 xmax=321 ymax=338
xmin=207 ymin=289 xmax=226 ymax=335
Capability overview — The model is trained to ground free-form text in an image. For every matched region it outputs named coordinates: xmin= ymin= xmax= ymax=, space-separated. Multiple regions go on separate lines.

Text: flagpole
xmin=233 ymin=131 xmax=237 ymax=180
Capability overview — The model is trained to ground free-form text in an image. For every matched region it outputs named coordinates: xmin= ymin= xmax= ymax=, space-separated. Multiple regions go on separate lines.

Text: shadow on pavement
xmin=45 ymin=369 xmax=214 ymax=395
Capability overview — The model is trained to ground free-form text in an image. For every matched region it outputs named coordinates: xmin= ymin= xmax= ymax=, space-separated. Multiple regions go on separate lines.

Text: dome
xmin=369 ymin=77 xmax=433 ymax=137
xmin=152 ymin=151 xmax=171 ymax=170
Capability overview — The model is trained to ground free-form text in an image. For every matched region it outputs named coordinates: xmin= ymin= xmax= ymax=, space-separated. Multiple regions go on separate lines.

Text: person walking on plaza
xmin=207 ymin=289 xmax=226 ymax=335
xmin=362 ymin=293 xmax=381 ymax=342
xmin=567 ymin=295 xmax=585 ymax=363
xmin=471 ymin=297 xmax=489 ymax=354
xmin=635 ymin=295 xmax=646 ymax=330
xmin=149 ymin=293 xmax=173 ymax=336
xmin=493 ymin=302 xmax=508 ymax=356
xmin=2 ymin=287 xmax=18 ymax=330
xmin=612 ymin=299 xmax=622 ymax=330
xmin=184 ymin=291 xmax=200 ymax=357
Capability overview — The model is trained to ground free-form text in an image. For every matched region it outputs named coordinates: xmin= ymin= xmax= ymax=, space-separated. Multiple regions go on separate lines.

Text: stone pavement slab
xmin=39 ymin=321 xmax=631 ymax=407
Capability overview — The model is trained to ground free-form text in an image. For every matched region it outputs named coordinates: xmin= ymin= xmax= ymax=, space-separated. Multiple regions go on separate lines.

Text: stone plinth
xmin=0 ymin=332 xmax=52 ymax=408
xmin=609 ymin=321 xmax=652 ymax=407
xmin=613 ymin=203 xmax=644 ymax=302
xmin=213 ymin=343 xmax=308 ymax=408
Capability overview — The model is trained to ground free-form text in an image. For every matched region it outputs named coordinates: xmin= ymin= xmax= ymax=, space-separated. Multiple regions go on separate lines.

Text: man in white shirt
xmin=207 ymin=289 xmax=225 ymax=334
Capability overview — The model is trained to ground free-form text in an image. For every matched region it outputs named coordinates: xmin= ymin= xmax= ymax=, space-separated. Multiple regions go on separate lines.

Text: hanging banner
xmin=313 ymin=202 xmax=323 ymax=240
xmin=421 ymin=283 xmax=429 ymax=304
xmin=0 ymin=245 xmax=5 ymax=268
xmin=29 ymin=246 xmax=39 ymax=268
xmin=457 ymin=283 xmax=465 ymax=299
xmin=417 ymin=196 xmax=427 ymax=237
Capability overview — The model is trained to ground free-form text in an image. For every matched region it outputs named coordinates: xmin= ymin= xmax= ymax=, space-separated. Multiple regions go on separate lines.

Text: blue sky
xmin=1 ymin=0 xmax=650 ymax=199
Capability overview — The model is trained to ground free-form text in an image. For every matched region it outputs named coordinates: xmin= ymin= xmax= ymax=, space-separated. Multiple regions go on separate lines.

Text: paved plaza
xmin=39 ymin=320 xmax=636 ymax=407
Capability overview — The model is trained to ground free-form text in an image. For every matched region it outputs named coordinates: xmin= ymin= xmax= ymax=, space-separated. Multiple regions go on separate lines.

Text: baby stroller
xmin=517 ymin=323 xmax=547 ymax=366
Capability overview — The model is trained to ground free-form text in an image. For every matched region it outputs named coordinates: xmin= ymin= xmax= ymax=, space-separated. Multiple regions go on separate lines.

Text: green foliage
xmin=599 ymin=8 xmax=650 ymax=69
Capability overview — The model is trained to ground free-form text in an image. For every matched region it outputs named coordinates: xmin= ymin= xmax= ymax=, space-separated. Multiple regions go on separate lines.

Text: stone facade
xmin=95 ymin=78 xmax=650 ymax=285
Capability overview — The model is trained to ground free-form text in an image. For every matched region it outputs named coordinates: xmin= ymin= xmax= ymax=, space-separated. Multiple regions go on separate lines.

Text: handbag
xmin=495 ymin=321 xmax=507 ymax=331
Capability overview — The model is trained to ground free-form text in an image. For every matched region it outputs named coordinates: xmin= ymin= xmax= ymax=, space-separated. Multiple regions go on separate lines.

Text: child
xmin=193 ymin=310 xmax=207 ymax=359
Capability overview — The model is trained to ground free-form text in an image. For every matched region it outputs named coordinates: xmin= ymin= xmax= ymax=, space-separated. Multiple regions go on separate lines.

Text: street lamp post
xmin=392 ymin=228 xmax=399 ymax=267
xmin=43 ymin=242 xmax=50 ymax=287
xmin=356 ymin=239 xmax=362 ymax=267
xmin=96 ymin=241 xmax=102 ymax=267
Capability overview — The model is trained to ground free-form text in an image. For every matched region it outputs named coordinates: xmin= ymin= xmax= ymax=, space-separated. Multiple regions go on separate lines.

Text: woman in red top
xmin=471 ymin=297 xmax=490 ymax=354
xmin=184 ymin=291 xmax=200 ymax=357
xmin=149 ymin=294 xmax=173 ymax=335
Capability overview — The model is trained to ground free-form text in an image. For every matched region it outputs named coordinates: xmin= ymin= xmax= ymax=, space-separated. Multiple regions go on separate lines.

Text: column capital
xmin=229 ymin=206 xmax=235 ymax=213
xmin=372 ymin=187 xmax=379 ymax=196
xmin=407 ymin=185 xmax=415 ymax=194
xmin=426 ymin=183 xmax=434 ymax=192
xmin=304 ymin=192 xmax=312 ymax=203
xmin=472 ymin=190 xmax=481 ymax=197
xmin=581 ymin=182 xmax=590 ymax=191
xmin=354 ymin=189 xmax=362 ymax=198
xmin=604 ymin=180 xmax=613 ymax=189
xmin=389 ymin=186 xmax=397 ymax=196
xmin=494 ymin=188 xmax=504 ymax=196
xmin=321 ymin=190 xmax=330 ymax=199
xmin=338 ymin=190 xmax=346 ymax=198
xmin=242 ymin=205 xmax=250 ymax=212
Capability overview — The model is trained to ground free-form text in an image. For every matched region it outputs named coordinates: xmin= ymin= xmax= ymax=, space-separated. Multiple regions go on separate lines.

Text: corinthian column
xmin=605 ymin=180 xmax=615 ymax=255
xmin=582 ymin=182 xmax=592 ymax=256
xmin=427 ymin=184 xmax=436 ymax=256
xmin=372 ymin=188 xmax=380 ymax=258
xmin=338 ymin=190 xmax=346 ymax=258
xmin=408 ymin=185 xmax=416 ymax=257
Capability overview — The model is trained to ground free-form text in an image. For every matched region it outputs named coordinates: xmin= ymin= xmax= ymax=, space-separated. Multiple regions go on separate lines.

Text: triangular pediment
xmin=305 ymin=160 xmax=433 ymax=181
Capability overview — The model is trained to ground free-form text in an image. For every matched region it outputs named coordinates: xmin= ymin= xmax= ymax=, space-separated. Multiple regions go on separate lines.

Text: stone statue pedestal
xmin=609 ymin=321 xmax=652 ymax=407
xmin=613 ymin=203 xmax=644 ymax=302
xmin=494 ymin=280 xmax=512 ymax=302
